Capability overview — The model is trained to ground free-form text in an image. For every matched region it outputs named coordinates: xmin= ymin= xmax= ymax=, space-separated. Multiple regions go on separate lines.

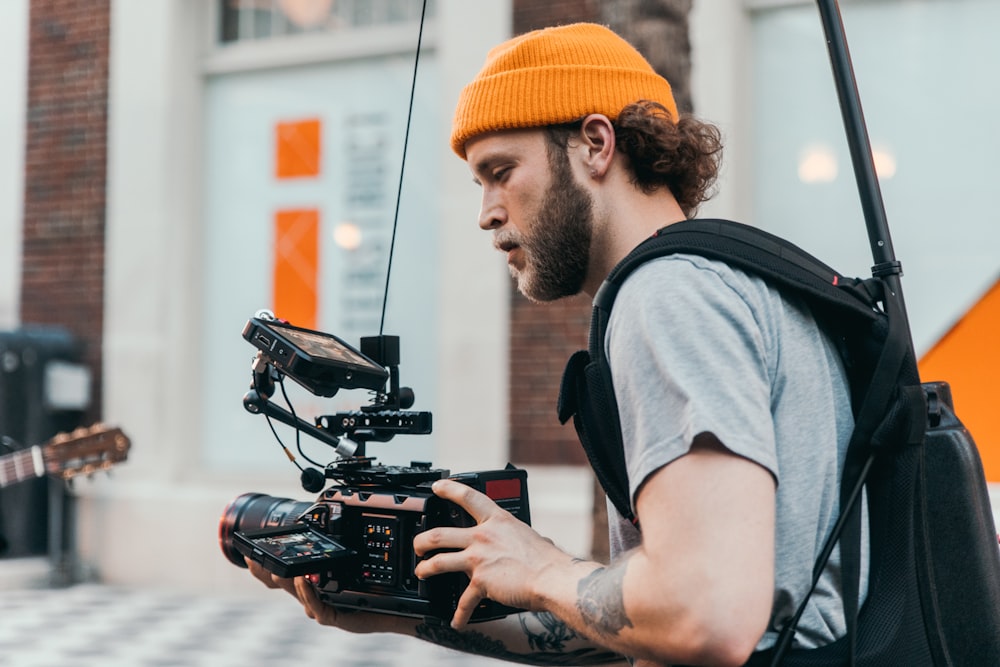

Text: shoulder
xmin=615 ymin=253 xmax=775 ymax=310
xmin=610 ymin=252 xmax=815 ymax=342
xmin=608 ymin=253 xmax=783 ymax=347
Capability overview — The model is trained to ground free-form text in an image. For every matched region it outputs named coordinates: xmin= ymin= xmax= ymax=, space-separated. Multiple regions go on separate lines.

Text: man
xmin=248 ymin=23 xmax=860 ymax=666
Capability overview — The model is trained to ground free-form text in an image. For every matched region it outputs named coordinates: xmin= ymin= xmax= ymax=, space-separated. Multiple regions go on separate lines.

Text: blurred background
xmin=0 ymin=0 xmax=996 ymax=639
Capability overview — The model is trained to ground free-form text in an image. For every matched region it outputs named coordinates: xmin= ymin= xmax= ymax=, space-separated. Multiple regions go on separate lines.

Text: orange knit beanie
xmin=450 ymin=22 xmax=678 ymax=158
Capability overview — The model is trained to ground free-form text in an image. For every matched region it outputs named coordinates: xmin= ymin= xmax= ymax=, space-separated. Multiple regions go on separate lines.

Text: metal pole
xmin=816 ymin=0 xmax=916 ymax=349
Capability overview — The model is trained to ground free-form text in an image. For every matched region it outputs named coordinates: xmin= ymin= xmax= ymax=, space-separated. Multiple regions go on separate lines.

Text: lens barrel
xmin=218 ymin=492 xmax=313 ymax=567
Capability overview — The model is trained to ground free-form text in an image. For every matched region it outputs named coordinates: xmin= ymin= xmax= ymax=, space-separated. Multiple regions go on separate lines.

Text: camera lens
xmin=218 ymin=492 xmax=313 ymax=567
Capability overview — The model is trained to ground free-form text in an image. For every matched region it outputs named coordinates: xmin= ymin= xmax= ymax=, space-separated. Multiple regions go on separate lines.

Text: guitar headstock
xmin=43 ymin=423 xmax=131 ymax=480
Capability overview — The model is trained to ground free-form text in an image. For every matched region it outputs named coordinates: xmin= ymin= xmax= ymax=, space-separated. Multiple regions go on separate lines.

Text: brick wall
xmin=21 ymin=0 xmax=110 ymax=424
xmin=513 ymin=0 xmax=597 ymax=33
xmin=509 ymin=0 xmax=599 ymax=466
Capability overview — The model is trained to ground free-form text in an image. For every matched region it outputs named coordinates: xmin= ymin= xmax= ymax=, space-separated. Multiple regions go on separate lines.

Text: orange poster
xmin=275 ymin=117 xmax=321 ymax=179
xmin=273 ymin=208 xmax=319 ymax=330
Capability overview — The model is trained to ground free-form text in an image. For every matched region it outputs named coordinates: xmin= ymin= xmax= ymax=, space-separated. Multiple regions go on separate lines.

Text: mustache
xmin=493 ymin=231 xmax=523 ymax=253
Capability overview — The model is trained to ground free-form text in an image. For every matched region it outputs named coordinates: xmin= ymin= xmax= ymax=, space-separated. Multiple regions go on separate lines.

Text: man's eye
xmin=492 ymin=167 xmax=510 ymax=181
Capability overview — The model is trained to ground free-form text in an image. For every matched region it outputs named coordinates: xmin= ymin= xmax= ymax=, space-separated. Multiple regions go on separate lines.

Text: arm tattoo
xmin=521 ymin=611 xmax=579 ymax=652
xmin=415 ymin=621 xmax=508 ymax=660
xmin=576 ymin=562 xmax=634 ymax=637
xmin=415 ymin=615 xmax=623 ymax=666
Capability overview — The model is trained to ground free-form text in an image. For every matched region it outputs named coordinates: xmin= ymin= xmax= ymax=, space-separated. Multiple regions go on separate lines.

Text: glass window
xmin=750 ymin=0 xmax=1000 ymax=354
xmin=219 ymin=0 xmax=435 ymax=44
xmin=202 ymin=0 xmax=443 ymax=473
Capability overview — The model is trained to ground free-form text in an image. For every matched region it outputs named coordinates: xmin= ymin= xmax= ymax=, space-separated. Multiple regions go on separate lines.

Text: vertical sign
xmin=274 ymin=117 xmax=322 ymax=329
xmin=339 ymin=112 xmax=390 ymax=340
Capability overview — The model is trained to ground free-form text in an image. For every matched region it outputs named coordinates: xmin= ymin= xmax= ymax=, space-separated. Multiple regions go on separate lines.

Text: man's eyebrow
xmin=471 ymin=156 xmax=494 ymax=179
xmin=470 ymin=161 xmax=489 ymax=185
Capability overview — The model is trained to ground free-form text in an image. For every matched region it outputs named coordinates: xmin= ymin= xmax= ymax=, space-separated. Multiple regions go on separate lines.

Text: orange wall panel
xmin=275 ymin=118 xmax=321 ymax=179
xmin=919 ymin=276 xmax=1000 ymax=481
xmin=273 ymin=208 xmax=319 ymax=330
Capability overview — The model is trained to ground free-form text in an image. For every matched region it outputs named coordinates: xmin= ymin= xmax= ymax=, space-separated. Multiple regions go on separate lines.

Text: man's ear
xmin=578 ymin=114 xmax=616 ymax=178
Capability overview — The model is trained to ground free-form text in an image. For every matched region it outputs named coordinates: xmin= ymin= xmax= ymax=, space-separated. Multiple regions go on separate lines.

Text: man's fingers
xmin=450 ymin=582 xmax=484 ymax=630
xmin=430 ymin=479 xmax=500 ymax=523
xmin=244 ymin=557 xmax=273 ymax=586
xmin=245 ymin=558 xmax=297 ymax=595
xmin=414 ymin=549 xmax=471 ymax=579
xmin=295 ymin=576 xmax=335 ymax=624
xmin=413 ymin=525 xmax=474 ymax=557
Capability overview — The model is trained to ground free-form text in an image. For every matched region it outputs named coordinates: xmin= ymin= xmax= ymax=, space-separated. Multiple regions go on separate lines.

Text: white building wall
xmin=82 ymin=0 xmax=520 ymax=594
xmin=690 ymin=0 xmax=754 ymax=224
xmin=0 ymin=0 xmax=29 ymax=330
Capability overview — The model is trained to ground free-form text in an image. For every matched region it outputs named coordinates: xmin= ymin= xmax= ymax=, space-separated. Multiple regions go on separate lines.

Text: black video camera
xmin=218 ymin=314 xmax=531 ymax=623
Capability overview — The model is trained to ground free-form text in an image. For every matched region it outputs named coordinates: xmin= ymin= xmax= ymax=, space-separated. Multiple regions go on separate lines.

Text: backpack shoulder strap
xmin=595 ymin=218 xmax=878 ymax=321
xmin=559 ymin=218 xmax=883 ymax=526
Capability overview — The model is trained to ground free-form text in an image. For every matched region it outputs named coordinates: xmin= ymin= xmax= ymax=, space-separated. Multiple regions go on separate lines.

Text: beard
xmin=511 ymin=151 xmax=594 ymax=302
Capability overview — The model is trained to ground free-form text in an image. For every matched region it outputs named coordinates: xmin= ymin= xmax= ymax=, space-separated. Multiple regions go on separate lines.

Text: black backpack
xmin=557 ymin=218 xmax=1000 ymax=666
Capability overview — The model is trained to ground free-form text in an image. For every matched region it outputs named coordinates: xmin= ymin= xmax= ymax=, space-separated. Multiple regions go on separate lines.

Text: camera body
xmin=222 ymin=460 xmax=530 ymax=621
xmin=220 ymin=314 xmax=532 ymax=622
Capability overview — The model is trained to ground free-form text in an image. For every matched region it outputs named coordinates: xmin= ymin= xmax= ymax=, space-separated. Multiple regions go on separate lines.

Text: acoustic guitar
xmin=0 ymin=424 xmax=131 ymax=488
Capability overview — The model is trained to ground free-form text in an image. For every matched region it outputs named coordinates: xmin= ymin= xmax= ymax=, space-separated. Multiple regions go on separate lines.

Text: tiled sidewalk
xmin=0 ymin=582 xmax=505 ymax=667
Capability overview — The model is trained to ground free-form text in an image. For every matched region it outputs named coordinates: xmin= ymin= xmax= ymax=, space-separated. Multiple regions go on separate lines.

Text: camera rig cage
xmin=227 ymin=312 xmax=531 ymax=623
xmin=242 ymin=313 xmax=433 ymax=467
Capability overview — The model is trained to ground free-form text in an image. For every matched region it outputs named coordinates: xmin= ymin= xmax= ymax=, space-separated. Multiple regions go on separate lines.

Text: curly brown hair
xmin=546 ymin=101 xmax=723 ymax=217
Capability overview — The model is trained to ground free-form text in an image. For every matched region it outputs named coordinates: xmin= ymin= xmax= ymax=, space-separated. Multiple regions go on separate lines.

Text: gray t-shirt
xmin=605 ymin=253 xmax=866 ymax=651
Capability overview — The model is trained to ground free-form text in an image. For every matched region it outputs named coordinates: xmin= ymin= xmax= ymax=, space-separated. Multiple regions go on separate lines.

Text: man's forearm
xmin=412 ymin=611 xmax=627 ymax=666
xmin=253 ymin=558 xmax=624 ymax=665
xmin=576 ymin=559 xmax=634 ymax=639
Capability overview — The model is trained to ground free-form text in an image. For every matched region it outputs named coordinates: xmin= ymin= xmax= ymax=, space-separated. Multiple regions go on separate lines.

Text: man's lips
xmin=495 ymin=239 xmax=521 ymax=263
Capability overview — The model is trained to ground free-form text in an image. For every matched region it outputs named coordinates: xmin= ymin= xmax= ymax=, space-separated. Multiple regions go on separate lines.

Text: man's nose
xmin=478 ymin=188 xmax=506 ymax=230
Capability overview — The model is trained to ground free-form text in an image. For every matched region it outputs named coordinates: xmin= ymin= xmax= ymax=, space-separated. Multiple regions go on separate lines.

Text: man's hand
xmin=244 ymin=557 xmax=415 ymax=634
xmin=413 ymin=478 xmax=589 ymax=630
xmin=242 ymin=500 xmax=627 ymax=664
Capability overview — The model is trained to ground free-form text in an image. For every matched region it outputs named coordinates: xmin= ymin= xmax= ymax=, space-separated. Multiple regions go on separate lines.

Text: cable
xmin=262 ymin=412 xmax=303 ymax=471
xmin=251 ymin=367 xmax=303 ymax=471
xmin=379 ymin=0 xmax=428 ymax=336
xmin=279 ymin=377 xmax=324 ymax=468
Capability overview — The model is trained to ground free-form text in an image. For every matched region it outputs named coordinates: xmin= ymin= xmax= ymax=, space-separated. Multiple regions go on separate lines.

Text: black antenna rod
xmin=379 ymin=0 xmax=429 ymax=336
xmin=817 ymin=0 xmax=893 ymax=267
xmin=816 ymin=0 xmax=915 ymax=347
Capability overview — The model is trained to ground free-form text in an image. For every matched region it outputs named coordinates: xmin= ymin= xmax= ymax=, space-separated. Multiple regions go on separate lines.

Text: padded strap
xmin=558 ymin=349 xmax=637 ymax=525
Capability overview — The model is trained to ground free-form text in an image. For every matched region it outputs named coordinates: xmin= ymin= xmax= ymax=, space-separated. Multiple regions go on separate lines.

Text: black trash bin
xmin=0 ymin=327 xmax=90 ymax=561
